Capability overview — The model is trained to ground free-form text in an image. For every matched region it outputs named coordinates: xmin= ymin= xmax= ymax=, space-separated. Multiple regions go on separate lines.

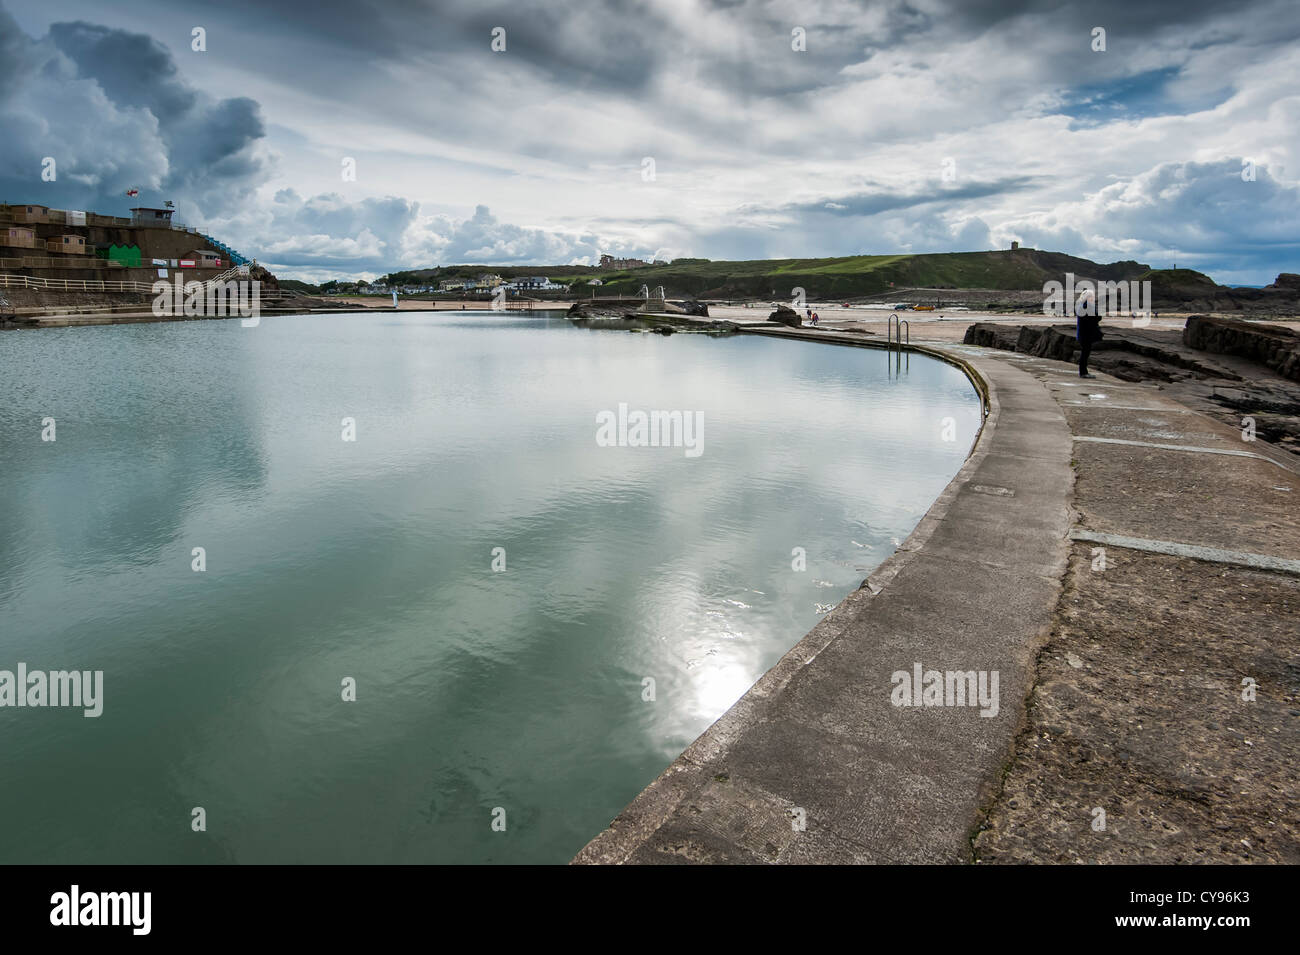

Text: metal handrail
xmin=0 ymin=265 xmax=253 ymax=296
xmin=0 ymin=273 xmax=155 ymax=294
xmin=887 ymin=313 xmax=910 ymax=349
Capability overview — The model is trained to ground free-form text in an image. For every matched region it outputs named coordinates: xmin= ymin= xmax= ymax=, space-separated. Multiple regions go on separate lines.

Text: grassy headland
xmin=313 ymin=248 xmax=1297 ymax=314
xmin=382 ymin=247 xmax=1153 ymax=300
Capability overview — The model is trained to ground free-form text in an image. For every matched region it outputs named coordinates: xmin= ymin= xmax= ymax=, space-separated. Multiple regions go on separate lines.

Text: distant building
xmin=45 ymin=234 xmax=86 ymax=254
xmin=189 ymin=249 xmax=223 ymax=268
xmin=512 ymin=276 xmax=563 ymax=291
xmin=599 ymin=253 xmax=649 ymax=270
xmin=11 ymin=204 xmax=50 ymax=224
xmin=1 ymin=226 xmax=37 ymax=248
xmin=130 ymin=207 xmax=175 ymax=227
xmin=1010 ymin=241 xmax=1020 ymax=250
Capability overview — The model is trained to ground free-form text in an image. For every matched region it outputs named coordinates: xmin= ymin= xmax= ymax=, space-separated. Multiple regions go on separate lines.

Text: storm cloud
xmin=2 ymin=0 xmax=1298 ymax=282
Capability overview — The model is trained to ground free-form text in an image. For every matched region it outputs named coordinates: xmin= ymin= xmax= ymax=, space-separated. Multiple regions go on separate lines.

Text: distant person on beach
xmin=811 ymin=311 xmax=819 ymax=326
xmin=1075 ymin=291 xmax=1102 ymax=378
xmin=806 ymin=308 xmax=813 ymax=324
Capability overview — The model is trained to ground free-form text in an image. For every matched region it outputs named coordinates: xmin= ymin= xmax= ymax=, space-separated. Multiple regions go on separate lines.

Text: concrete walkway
xmin=962 ymin=349 xmax=1300 ymax=864
xmin=575 ymin=328 xmax=1299 ymax=864
xmin=575 ymin=334 xmax=1076 ymax=863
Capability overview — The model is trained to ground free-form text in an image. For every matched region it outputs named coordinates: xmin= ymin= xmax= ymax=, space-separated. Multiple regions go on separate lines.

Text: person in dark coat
xmin=1075 ymin=291 xmax=1103 ymax=378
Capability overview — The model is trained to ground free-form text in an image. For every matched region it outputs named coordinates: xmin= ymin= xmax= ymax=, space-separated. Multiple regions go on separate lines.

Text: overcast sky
xmin=2 ymin=0 xmax=1298 ymax=283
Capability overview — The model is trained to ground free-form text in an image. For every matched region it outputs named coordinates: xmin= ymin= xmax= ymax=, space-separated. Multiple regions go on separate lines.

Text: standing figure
xmin=1076 ymin=291 xmax=1102 ymax=378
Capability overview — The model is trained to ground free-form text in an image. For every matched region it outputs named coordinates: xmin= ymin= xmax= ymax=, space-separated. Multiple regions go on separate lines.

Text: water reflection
xmin=0 ymin=312 xmax=979 ymax=863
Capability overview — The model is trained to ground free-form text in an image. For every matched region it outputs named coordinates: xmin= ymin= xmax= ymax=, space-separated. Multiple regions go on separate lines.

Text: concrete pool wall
xmin=574 ymin=330 xmax=1075 ymax=863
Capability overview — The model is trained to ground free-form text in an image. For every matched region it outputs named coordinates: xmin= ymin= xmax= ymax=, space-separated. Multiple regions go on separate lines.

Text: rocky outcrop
xmin=767 ymin=303 xmax=802 ymax=327
xmin=963 ymin=317 xmax=1300 ymax=455
xmin=567 ymin=302 xmax=630 ymax=320
xmin=962 ymin=322 xmax=1020 ymax=351
xmin=1017 ymin=325 xmax=1083 ymax=361
xmin=964 ymin=321 xmax=1237 ymax=382
xmin=1183 ymin=315 xmax=1300 ymax=382
xmin=962 ymin=322 xmax=1084 ymax=360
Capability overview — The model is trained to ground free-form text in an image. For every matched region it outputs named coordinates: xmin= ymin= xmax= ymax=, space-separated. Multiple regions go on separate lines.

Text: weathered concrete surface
xmin=972 ymin=546 xmax=1299 ymax=863
xmin=947 ymin=355 xmax=1299 ymax=864
xmin=574 ymin=332 xmax=1075 ymax=864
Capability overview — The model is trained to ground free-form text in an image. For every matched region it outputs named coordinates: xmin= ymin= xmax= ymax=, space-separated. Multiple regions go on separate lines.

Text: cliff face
xmin=1146 ymin=272 xmax=1300 ymax=315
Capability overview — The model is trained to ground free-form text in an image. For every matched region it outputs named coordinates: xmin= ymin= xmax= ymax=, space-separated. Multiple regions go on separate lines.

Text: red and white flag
xmin=125 ymin=188 xmax=139 ymax=198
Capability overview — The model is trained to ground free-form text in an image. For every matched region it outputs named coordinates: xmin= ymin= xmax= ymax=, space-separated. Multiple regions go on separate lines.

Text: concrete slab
xmin=1071 ymin=441 xmax=1300 ymax=559
xmin=974 ymin=545 xmax=1300 ymax=864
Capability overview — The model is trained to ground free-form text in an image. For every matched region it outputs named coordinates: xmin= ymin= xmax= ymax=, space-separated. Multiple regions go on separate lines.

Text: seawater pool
xmin=0 ymin=310 xmax=980 ymax=863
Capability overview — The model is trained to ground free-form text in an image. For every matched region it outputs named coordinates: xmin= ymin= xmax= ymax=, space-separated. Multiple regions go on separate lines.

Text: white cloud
xmin=3 ymin=0 xmax=1298 ymax=283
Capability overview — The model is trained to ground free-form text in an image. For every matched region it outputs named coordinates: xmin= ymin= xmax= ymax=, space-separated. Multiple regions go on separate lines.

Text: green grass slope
xmin=384 ymin=248 xmax=1162 ymax=300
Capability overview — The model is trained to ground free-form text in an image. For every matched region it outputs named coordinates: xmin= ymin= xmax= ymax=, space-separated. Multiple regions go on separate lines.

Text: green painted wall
xmin=107 ymin=244 xmax=141 ymax=267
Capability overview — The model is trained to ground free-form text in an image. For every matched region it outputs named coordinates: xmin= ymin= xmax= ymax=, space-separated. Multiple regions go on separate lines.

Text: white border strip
xmin=1070 ymin=529 xmax=1300 ymax=575
xmin=1073 ymin=435 xmax=1268 ymax=459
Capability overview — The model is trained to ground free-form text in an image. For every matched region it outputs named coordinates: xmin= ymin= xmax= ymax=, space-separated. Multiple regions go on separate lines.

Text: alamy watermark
xmin=50 ymin=885 xmax=150 ymax=935
xmin=1043 ymin=273 xmax=1151 ymax=326
xmin=595 ymin=403 xmax=704 ymax=457
xmin=890 ymin=662 xmax=999 ymax=717
xmin=0 ymin=664 xmax=103 ymax=717
xmin=152 ymin=274 xmax=261 ymax=325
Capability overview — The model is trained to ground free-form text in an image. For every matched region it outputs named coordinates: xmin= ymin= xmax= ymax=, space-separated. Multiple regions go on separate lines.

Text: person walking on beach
xmin=1076 ymin=289 xmax=1102 ymax=378
xmin=811 ymin=311 xmax=819 ymax=326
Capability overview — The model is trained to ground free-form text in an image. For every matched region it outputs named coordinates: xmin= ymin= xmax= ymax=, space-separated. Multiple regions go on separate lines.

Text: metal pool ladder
xmin=887 ymin=313 xmax=910 ymax=376
xmin=888 ymin=313 xmax=909 ymax=350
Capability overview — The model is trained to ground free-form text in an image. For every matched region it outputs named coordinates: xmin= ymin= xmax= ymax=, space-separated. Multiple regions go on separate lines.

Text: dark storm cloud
xmin=3 ymin=0 xmax=1298 ymax=281
xmin=123 ymin=0 xmax=1295 ymax=101
xmin=95 ymin=0 xmax=1294 ymax=189
xmin=18 ymin=0 xmax=1297 ymax=174
xmin=0 ymin=3 xmax=30 ymax=98
xmin=48 ymin=20 xmax=268 ymax=209
xmin=768 ymin=176 xmax=1041 ymax=219
xmin=0 ymin=8 xmax=269 ymax=218
xmin=1007 ymin=160 xmax=1300 ymax=280
xmin=49 ymin=20 xmax=197 ymax=120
